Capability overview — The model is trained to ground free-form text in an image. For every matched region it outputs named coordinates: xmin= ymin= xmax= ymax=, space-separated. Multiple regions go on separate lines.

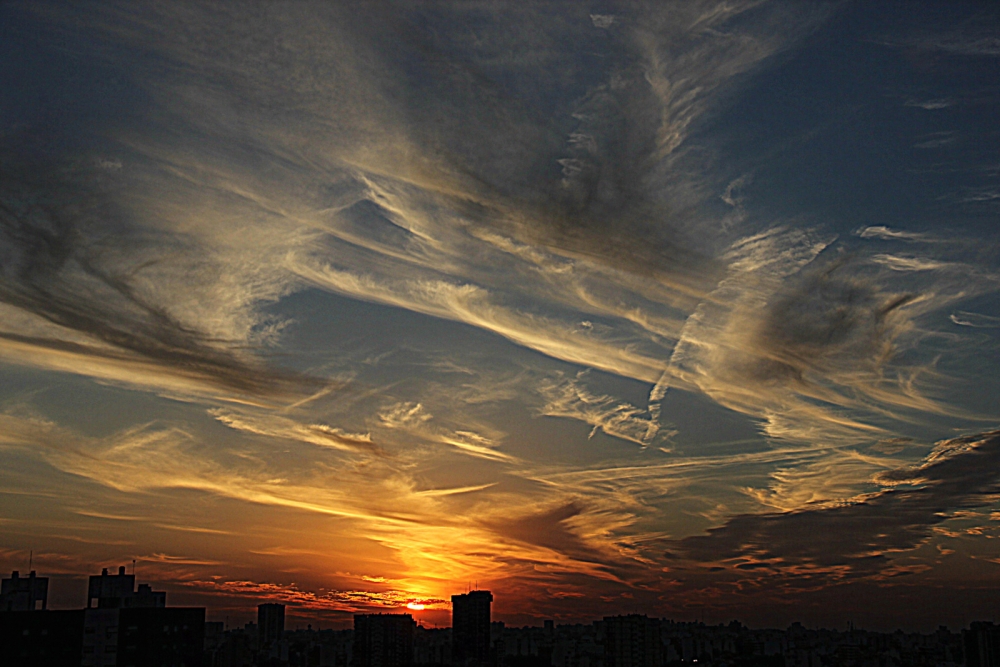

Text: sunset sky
xmin=2 ymin=1 xmax=1000 ymax=631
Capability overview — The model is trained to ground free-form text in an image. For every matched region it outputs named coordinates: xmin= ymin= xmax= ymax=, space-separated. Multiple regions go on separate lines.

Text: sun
xmin=406 ymin=602 xmax=425 ymax=611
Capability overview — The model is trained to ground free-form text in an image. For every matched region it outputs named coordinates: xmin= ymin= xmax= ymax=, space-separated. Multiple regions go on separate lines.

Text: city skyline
xmin=2 ymin=0 xmax=1000 ymax=633
xmin=9 ymin=567 xmax=993 ymax=667
xmin=4 ymin=562 xmax=998 ymax=634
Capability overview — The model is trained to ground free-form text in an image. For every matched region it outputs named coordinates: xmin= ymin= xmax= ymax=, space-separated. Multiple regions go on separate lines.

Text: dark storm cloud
xmin=668 ymin=430 xmax=1000 ymax=571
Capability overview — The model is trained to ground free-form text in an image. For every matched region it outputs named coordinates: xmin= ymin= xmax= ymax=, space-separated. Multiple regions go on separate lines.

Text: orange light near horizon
xmin=407 ymin=603 xmax=426 ymax=610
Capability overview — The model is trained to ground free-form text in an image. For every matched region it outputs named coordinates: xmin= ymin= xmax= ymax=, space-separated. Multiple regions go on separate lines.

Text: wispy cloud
xmin=905 ymin=99 xmax=954 ymax=110
xmin=856 ymin=226 xmax=934 ymax=242
xmin=211 ymin=409 xmax=385 ymax=457
xmin=950 ymin=311 xmax=1000 ymax=328
xmin=7 ymin=0 xmax=981 ymax=458
xmin=183 ymin=578 xmax=446 ymax=613
xmin=870 ymin=254 xmax=950 ymax=272
xmin=538 ymin=372 xmax=665 ymax=446
xmin=0 ymin=409 xmax=635 ymax=598
xmin=3 ymin=0 xmax=1000 ymax=622
xmin=669 ymin=431 xmax=1000 ymax=577
xmin=915 ymin=34 xmax=1000 ymax=58
xmin=0 ymin=143 xmax=323 ymax=401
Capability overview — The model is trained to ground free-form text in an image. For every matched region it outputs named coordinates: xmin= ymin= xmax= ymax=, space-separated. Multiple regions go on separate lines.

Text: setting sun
xmin=406 ymin=603 xmax=426 ymax=611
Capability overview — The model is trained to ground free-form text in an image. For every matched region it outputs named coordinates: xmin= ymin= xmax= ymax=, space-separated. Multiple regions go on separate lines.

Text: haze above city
xmin=1 ymin=1 xmax=999 ymax=631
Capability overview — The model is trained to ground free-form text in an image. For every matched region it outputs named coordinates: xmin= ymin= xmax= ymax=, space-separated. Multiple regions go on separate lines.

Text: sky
xmin=1 ymin=0 xmax=999 ymax=631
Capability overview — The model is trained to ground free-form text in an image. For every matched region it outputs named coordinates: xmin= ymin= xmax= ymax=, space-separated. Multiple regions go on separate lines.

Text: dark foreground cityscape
xmin=1 ymin=568 xmax=998 ymax=667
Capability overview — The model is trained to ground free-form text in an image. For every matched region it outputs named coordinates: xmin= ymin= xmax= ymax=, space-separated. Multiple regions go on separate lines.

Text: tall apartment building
xmin=0 ymin=570 xmax=48 ymax=611
xmin=1 ymin=567 xmax=202 ymax=667
xmin=452 ymin=590 xmax=493 ymax=667
xmin=258 ymin=602 xmax=287 ymax=654
xmin=965 ymin=622 xmax=1000 ymax=667
xmin=603 ymin=615 xmax=662 ymax=667
xmin=354 ymin=613 xmax=416 ymax=667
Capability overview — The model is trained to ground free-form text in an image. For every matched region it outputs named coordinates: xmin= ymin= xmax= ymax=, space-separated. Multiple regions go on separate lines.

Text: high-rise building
xmin=79 ymin=606 xmax=205 ymax=667
xmin=354 ymin=613 xmax=416 ymax=667
xmin=111 ymin=607 xmax=205 ymax=667
xmin=87 ymin=566 xmax=165 ymax=609
xmin=1 ymin=570 xmax=48 ymax=611
xmin=81 ymin=567 xmax=168 ymax=666
xmin=0 ymin=567 xmax=203 ymax=667
xmin=603 ymin=615 xmax=662 ymax=667
xmin=964 ymin=622 xmax=1000 ymax=667
xmin=452 ymin=590 xmax=493 ymax=667
xmin=258 ymin=603 xmax=286 ymax=652
xmin=81 ymin=567 xmax=202 ymax=667
xmin=0 ymin=609 xmax=84 ymax=667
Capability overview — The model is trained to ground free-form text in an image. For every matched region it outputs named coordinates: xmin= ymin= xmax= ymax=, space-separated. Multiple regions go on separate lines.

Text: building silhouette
xmin=0 ymin=567 xmax=203 ymax=667
xmin=414 ymin=624 xmax=451 ymax=665
xmin=965 ymin=622 xmax=1000 ymax=667
xmin=0 ymin=570 xmax=48 ymax=611
xmin=354 ymin=613 xmax=416 ymax=667
xmin=0 ymin=607 xmax=84 ymax=667
xmin=603 ymin=615 xmax=662 ymax=667
xmin=87 ymin=566 xmax=165 ymax=609
xmin=259 ymin=602 xmax=286 ymax=655
xmin=104 ymin=607 xmax=204 ymax=667
xmin=4 ymin=569 xmax=999 ymax=667
xmin=452 ymin=590 xmax=493 ymax=667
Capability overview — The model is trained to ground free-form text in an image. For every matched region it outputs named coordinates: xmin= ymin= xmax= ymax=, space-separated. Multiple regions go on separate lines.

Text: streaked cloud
xmin=950 ymin=311 xmax=1000 ymax=328
xmin=905 ymin=99 xmax=955 ymax=110
xmin=870 ymin=254 xmax=950 ymax=272
xmin=212 ymin=409 xmax=385 ymax=457
xmin=538 ymin=372 xmax=665 ymax=447
xmin=185 ymin=578 xmax=447 ymax=613
xmin=856 ymin=226 xmax=934 ymax=242
xmin=669 ymin=431 xmax=1000 ymax=576
xmin=1 ymin=0 xmax=999 ymax=625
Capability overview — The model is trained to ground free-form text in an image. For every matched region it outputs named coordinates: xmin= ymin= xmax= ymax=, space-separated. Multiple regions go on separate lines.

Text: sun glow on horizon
xmin=407 ymin=602 xmax=426 ymax=611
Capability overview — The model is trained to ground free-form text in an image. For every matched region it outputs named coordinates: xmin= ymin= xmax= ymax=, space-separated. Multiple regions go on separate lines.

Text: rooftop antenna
xmin=132 ymin=559 xmax=136 ymax=575
xmin=28 ymin=550 xmax=32 ymax=572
